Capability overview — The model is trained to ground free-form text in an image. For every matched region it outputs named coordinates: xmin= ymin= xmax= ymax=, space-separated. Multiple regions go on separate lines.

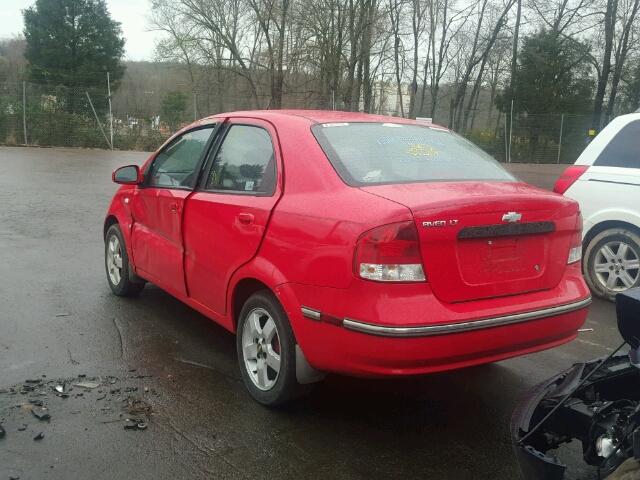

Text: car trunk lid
xmin=361 ymin=181 xmax=579 ymax=303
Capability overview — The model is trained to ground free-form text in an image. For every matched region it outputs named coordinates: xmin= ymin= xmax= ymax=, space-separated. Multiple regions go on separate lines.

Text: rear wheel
xmin=584 ymin=228 xmax=640 ymax=301
xmin=105 ymin=224 xmax=145 ymax=297
xmin=236 ymin=291 xmax=304 ymax=406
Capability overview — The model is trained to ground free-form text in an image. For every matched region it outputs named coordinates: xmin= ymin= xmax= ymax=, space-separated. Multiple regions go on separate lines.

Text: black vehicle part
xmin=617 ymin=288 xmax=640 ymax=349
xmin=513 ymin=288 xmax=640 ymax=479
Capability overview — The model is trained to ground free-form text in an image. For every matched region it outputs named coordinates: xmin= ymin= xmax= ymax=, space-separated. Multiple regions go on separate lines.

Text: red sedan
xmin=104 ymin=110 xmax=590 ymax=406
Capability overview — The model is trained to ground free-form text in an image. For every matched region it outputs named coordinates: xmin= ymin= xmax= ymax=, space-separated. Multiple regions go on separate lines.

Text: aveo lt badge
xmin=422 ymin=219 xmax=459 ymax=228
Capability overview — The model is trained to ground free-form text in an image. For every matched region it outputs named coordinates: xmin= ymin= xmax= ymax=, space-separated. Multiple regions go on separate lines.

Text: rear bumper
xmin=275 ymin=267 xmax=590 ymax=377
xmin=340 ymin=298 xmax=591 ymax=337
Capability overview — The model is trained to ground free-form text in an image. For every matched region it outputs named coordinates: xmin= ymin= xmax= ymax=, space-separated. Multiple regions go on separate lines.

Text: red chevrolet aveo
xmin=105 ymin=110 xmax=591 ymax=405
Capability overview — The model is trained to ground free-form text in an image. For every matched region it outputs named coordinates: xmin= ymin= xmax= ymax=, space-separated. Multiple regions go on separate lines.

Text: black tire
xmin=105 ymin=224 xmax=145 ymax=297
xmin=236 ymin=290 xmax=306 ymax=406
xmin=583 ymin=227 xmax=640 ymax=301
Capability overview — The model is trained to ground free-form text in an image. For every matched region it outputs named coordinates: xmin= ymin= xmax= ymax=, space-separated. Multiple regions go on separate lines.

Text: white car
xmin=554 ymin=111 xmax=640 ymax=300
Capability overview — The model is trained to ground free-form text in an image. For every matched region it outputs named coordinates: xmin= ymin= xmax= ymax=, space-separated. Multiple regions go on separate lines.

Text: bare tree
xmin=449 ymin=0 xmax=515 ymax=131
xmin=605 ymin=0 xmax=640 ymax=118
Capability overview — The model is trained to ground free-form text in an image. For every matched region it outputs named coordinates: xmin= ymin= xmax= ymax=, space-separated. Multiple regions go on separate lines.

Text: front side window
xmin=206 ymin=125 xmax=276 ymax=194
xmin=594 ymin=121 xmax=640 ymax=168
xmin=147 ymin=127 xmax=214 ymax=188
xmin=312 ymin=122 xmax=514 ymax=186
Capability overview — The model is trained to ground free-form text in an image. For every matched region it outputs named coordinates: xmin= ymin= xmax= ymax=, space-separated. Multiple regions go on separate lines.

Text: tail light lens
xmin=354 ymin=221 xmax=426 ymax=282
xmin=567 ymin=212 xmax=583 ymax=264
xmin=553 ymin=165 xmax=588 ymax=194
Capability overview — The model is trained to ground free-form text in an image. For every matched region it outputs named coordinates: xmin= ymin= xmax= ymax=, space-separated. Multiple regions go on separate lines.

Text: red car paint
xmin=105 ymin=110 xmax=590 ymax=377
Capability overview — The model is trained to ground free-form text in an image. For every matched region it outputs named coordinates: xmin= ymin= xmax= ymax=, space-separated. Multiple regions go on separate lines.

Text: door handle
xmin=238 ymin=212 xmax=254 ymax=224
xmin=169 ymin=203 xmax=179 ymax=214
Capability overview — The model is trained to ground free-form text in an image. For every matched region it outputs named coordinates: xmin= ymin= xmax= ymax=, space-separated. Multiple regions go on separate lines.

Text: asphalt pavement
xmin=0 ymin=147 xmax=619 ymax=479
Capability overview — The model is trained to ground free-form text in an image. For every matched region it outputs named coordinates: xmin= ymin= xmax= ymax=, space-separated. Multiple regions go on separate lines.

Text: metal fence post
xmin=86 ymin=91 xmax=112 ymax=149
xmin=504 ymin=115 xmax=508 ymax=162
xmin=508 ymin=99 xmax=514 ymax=163
xmin=22 ymin=81 xmax=28 ymax=145
xmin=193 ymin=93 xmax=197 ymax=121
xmin=107 ymin=72 xmax=113 ymax=150
xmin=557 ymin=113 xmax=564 ymax=164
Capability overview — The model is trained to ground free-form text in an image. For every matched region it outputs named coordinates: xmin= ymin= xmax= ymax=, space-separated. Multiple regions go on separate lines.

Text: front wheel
xmin=105 ymin=224 xmax=145 ymax=297
xmin=236 ymin=291 xmax=305 ymax=406
xmin=584 ymin=228 xmax=640 ymax=301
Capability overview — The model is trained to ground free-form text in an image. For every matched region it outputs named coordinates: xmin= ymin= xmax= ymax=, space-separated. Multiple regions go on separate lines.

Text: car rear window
xmin=312 ymin=122 xmax=514 ymax=186
xmin=594 ymin=120 xmax=640 ymax=168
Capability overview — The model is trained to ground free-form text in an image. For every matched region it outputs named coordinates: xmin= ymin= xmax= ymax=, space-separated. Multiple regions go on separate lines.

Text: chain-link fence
xmin=0 ymin=80 xmax=340 ymax=151
xmin=0 ymin=80 xmax=594 ymax=164
xmin=464 ymin=113 xmax=593 ymax=164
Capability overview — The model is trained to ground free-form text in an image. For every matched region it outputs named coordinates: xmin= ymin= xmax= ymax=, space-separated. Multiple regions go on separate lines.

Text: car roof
xmin=208 ymin=109 xmax=448 ymax=129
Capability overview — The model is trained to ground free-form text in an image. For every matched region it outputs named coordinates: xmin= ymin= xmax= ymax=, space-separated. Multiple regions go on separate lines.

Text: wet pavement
xmin=0 ymin=147 xmax=617 ymax=479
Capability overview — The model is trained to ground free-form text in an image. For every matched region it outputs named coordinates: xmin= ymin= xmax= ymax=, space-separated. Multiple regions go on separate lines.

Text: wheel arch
xmin=231 ymin=278 xmax=273 ymax=331
xmin=583 ymin=220 xmax=640 ymax=250
xmin=104 ymin=215 xmax=119 ymax=239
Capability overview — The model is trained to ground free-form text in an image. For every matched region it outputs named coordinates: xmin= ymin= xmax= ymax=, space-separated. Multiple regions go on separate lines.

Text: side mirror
xmin=112 ymin=165 xmax=143 ymax=185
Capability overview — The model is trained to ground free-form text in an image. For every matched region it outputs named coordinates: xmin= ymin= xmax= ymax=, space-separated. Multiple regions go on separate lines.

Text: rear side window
xmin=205 ymin=125 xmax=276 ymax=194
xmin=312 ymin=122 xmax=514 ymax=186
xmin=594 ymin=120 xmax=640 ymax=168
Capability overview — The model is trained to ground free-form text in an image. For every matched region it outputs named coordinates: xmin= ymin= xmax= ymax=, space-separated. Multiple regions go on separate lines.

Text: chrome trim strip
xmin=342 ymin=297 xmax=592 ymax=337
xmin=301 ymin=306 xmax=321 ymax=321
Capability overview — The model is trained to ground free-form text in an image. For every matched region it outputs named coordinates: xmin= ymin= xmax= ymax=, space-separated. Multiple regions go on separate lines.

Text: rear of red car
xmin=280 ymin=120 xmax=590 ymax=377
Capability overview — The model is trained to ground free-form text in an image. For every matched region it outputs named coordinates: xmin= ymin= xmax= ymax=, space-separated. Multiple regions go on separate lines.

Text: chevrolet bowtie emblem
xmin=502 ymin=211 xmax=522 ymax=223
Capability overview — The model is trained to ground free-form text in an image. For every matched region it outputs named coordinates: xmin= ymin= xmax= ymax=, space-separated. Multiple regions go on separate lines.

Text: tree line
xmin=1 ymin=0 xmax=640 ymax=142
xmin=149 ymin=0 xmax=640 ymax=132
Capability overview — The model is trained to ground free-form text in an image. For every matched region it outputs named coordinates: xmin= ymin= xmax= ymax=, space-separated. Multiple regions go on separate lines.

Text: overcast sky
xmin=0 ymin=0 xmax=160 ymax=60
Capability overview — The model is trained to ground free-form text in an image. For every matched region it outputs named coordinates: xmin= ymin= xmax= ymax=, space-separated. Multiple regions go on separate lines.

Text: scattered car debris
xmin=124 ymin=419 xmax=147 ymax=431
xmin=1 ymin=373 xmax=156 ymax=443
xmin=72 ymin=381 xmax=101 ymax=390
xmin=122 ymin=396 xmax=152 ymax=417
xmin=31 ymin=407 xmax=51 ymax=421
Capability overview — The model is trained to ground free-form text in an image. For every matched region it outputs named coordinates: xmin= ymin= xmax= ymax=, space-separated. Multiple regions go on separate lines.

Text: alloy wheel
xmin=106 ymin=234 xmax=123 ymax=286
xmin=594 ymin=240 xmax=640 ymax=292
xmin=241 ymin=308 xmax=282 ymax=391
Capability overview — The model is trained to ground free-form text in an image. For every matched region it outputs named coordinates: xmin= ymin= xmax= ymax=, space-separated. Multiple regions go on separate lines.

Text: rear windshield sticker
xmin=407 ymin=144 xmax=438 ymax=157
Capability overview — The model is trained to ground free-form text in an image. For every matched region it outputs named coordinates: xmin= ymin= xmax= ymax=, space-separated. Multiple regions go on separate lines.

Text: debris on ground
xmin=0 ymin=372 xmax=157 ymax=442
xmin=72 ymin=381 xmax=101 ymax=390
xmin=122 ymin=396 xmax=153 ymax=417
xmin=31 ymin=407 xmax=51 ymax=421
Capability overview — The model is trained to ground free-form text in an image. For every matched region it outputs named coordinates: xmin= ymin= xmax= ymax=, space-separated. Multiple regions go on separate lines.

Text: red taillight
xmin=568 ymin=212 xmax=583 ymax=264
xmin=553 ymin=165 xmax=588 ymax=194
xmin=354 ymin=221 xmax=426 ymax=282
